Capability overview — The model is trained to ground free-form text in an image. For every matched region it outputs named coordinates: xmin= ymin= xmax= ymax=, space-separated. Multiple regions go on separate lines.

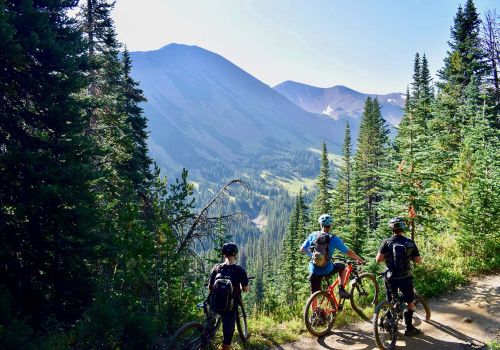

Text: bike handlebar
xmin=332 ymin=255 xmax=363 ymax=265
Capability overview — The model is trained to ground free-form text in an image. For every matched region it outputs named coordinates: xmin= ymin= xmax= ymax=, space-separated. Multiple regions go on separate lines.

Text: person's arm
xmin=411 ymin=242 xmax=422 ymax=264
xmin=376 ymin=240 xmax=388 ymax=264
xmin=375 ymin=252 xmax=385 ymax=263
xmin=299 ymin=235 xmax=313 ymax=258
xmin=346 ymin=249 xmax=365 ymax=264
xmin=241 ymin=268 xmax=250 ymax=293
xmin=208 ymin=268 xmax=215 ymax=292
xmin=333 ymin=237 xmax=364 ymax=264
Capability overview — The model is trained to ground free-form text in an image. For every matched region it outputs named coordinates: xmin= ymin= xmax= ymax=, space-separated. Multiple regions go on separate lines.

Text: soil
xmin=274 ymin=274 xmax=500 ymax=350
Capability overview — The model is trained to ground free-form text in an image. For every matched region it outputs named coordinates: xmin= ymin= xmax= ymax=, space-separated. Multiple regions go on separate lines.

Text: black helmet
xmin=222 ymin=242 xmax=238 ymax=256
xmin=389 ymin=217 xmax=406 ymax=231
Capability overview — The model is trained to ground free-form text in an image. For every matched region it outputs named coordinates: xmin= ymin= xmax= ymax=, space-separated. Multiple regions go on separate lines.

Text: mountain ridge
xmin=273 ymin=80 xmax=405 ymax=126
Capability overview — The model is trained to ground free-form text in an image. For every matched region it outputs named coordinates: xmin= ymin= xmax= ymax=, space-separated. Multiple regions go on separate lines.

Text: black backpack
xmin=209 ymin=264 xmax=234 ymax=314
xmin=312 ymin=232 xmax=331 ymax=267
xmin=389 ymin=238 xmax=410 ymax=275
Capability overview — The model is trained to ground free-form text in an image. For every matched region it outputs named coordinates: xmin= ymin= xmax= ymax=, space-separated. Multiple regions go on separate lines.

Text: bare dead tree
xmin=482 ymin=10 xmax=500 ymax=104
xmin=176 ymin=179 xmax=250 ymax=255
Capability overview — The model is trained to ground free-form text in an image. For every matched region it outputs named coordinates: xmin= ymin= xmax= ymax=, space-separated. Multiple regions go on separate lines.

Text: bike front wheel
xmin=236 ymin=302 xmax=250 ymax=342
xmin=304 ymin=291 xmax=337 ymax=337
xmin=413 ymin=293 xmax=431 ymax=321
xmin=350 ymin=272 xmax=379 ymax=321
xmin=167 ymin=321 xmax=205 ymax=350
xmin=372 ymin=300 xmax=398 ymax=350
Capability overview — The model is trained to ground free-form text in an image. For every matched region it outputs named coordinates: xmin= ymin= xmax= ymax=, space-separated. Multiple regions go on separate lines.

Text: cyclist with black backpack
xmin=208 ymin=242 xmax=249 ymax=350
xmin=376 ymin=217 xmax=422 ymax=337
xmin=300 ymin=214 xmax=365 ymax=299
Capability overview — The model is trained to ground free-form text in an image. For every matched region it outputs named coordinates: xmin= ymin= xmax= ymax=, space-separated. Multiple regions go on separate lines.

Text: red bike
xmin=304 ymin=257 xmax=379 ymax=336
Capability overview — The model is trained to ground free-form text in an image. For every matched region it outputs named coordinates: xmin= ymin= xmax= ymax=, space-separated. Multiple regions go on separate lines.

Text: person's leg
xmin=384 ymin=278 xmax=399 ymax=320
xmin=309 ymin=273 xmax=323 ymax=309
xmin=221 ymin=308 xmax=237 ymax=349
xmin=330 ymin=263 xmax=350 ymax=298
xmin=399 ymin=277 xmax=420 ymax=336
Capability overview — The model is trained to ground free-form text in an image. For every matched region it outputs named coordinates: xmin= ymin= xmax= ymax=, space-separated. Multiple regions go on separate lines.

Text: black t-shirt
xmin=209 ymin=263 xmax=249 ymax=302
xmin=379 ymin=234 xmax=420 ymax=279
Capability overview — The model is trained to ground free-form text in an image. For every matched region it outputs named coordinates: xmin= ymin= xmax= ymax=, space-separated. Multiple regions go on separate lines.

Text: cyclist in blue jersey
xmin=300 ymin=214 xmax=364 ymax=298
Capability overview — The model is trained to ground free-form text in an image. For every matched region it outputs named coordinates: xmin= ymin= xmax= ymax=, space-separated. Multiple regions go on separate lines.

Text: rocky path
xmin=275 ymin=274 xmax=500 ymax=350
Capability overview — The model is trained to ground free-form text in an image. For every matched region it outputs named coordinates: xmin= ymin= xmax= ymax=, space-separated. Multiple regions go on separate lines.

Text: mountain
xmin=273 ymin=81 xmax=405 ymax=127
xmin=129 ymin=44 xmax=348 ymax=182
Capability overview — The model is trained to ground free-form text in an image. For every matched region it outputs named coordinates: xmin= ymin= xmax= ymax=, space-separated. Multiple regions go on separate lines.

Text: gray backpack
xmin=312 ymin=232 xmax=331 ymax=267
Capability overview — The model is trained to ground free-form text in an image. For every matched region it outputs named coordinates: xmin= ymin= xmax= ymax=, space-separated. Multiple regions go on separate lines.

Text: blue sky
xmin=112 ymin=0 xmax=498 ymax=94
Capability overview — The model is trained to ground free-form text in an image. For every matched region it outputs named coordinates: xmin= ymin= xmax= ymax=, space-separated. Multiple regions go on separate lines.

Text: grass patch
xmin=231 ymin=316 xmax=305 ymax=349
xmin=487 ymin=339 xmax=500 ymax=350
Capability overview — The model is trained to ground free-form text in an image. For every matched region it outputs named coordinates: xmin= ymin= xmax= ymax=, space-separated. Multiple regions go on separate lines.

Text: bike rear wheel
xmin=304 ymin=291 xmax=337 ymax=337
xmin=236 ymin=302 xmax=250 ymax=342
xmin=372 ymin=300 xmax=398 ymax=350
xmin=413 ymin=293 xmax=431 ymax=321
xmin=350 ymin=272 xmax=379 ymax=321
xmin=167 ymin=321 xmax=205 ymax=350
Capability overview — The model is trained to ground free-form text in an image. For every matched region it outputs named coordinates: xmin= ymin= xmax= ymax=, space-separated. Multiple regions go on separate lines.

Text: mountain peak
xmin=273 ymin=80 xmax=404 ymax=125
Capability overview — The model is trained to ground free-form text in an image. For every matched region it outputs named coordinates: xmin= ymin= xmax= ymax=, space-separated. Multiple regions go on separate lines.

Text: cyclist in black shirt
xmin=208 ymin=242 xmax=249 ymax=350
xmin=376 ymin=217 xmax=422 ymax=336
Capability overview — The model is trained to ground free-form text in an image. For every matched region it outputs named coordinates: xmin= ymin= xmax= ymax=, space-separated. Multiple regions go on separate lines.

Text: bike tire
xmin=236 ymin=302 xmax=250 ymax=342
xmin=350 ymin=272 xmax=379 ymax=321
xmin=167 ymin=321 xmax=205 ymax=350
xmin=304 ymin=290 xmax=337 ymax=337
xmin=372 ymin=300 xmax=398 ymax=350
xmin=414 ymin=293 xmax=431 ymax=321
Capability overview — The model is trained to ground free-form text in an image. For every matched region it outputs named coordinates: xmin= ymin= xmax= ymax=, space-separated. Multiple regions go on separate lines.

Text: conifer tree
xmin=353 ymin=98 xmax=389 ymax=233
xmin=309 ymin=142 xmax=333 ymax=231
xmin=0 ymin=0 xmax=98 ymax=334
xmin=332 ymin=122 xmax=354 ymax=237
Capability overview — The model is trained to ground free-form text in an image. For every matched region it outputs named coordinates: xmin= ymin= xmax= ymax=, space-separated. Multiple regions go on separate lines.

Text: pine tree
xmin=333 ymin=122 xmax=353 ymax=234
xmin=385 ymin=53 xmax=436 ymax=241
xmin=119 ymin=48 xmax=152 ymax=195
xmin=354 ymin=98 xmax=389 ymax=231
xmin=309 ymin=142 xmax=333 ymax=231
xmin=446 ymin=78 xmax=500 ymax=262
xmin=0 ymin=0 xmax=98 ymax=334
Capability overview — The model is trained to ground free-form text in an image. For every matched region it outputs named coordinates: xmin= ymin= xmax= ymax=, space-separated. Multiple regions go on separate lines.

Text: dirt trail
xmin=275 ymin=274 xmax=499 ymax=350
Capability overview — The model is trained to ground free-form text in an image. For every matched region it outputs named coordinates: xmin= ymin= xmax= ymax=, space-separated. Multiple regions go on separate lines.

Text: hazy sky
xmin=112 ymin=0 xmax=497 ymax=94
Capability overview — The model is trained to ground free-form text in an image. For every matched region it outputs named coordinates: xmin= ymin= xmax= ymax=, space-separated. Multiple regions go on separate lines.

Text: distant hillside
xmin=129 ymin=44 xmax=348 ymax=183
xmin=274 ymin=80 xmax=405 ymax=127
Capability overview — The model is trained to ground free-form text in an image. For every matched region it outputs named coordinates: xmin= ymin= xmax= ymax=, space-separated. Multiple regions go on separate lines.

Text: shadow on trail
xmin=424 ymin=319 xmax=485 ymax=348
xmin=301 ymin=319 xmax=487 ymax=350
xmin=320 ymin=329 xmax=374 ymax=349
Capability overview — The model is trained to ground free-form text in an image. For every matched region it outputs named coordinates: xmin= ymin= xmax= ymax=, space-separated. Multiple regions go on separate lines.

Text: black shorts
xmin=309 ymin=263 xmax=346 ymax=293
xmin=385 ymin=277 xmax=415 ymax=304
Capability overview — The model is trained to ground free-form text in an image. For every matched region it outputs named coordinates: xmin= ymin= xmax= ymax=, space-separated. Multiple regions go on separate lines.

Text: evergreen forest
xmin=0 ymin=0 xmax=498 ymax=349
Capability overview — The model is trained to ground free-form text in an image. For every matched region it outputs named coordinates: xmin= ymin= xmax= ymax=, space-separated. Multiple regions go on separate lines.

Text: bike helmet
xmin=318 ymin=214 xmax=333 ymax=227
xmin=221 ymin=242 xmax=238 ymax=256
xmin=389 ymin=217 xmax=406 ymax=231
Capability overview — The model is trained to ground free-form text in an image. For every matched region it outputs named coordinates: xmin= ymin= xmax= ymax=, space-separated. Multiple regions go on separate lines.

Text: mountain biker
xmin=208 ymin=242 xmax=249 ymax=350
xmin=300 ymin=214 xmax=365 ymax=298
xmin=375 ymin=217 xmax=422 ymax=337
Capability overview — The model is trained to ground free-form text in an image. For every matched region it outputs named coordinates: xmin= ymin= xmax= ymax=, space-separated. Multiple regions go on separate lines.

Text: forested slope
xmin=0 ymin=0 xmax=498 ymax=349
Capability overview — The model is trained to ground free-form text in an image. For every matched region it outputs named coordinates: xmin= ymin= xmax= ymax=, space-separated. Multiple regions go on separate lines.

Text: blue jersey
xmin=301 ymin=231 xmax=349 ymax=275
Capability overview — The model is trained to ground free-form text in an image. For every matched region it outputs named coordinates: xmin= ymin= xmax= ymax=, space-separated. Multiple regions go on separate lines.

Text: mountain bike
xmin=372 ymin=271 xmax=431 ymax=350
xmin=167 ymin=278 xmax=253 ymax=350
xmin=303 ymin=257 xmax=379 ymax=336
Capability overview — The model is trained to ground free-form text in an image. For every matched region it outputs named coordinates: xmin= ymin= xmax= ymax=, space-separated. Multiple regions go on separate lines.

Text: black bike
xmin=372 ymin=271 xmax=431 ymax=350
xmin=167 ymin=279 xmax=253 ymax=350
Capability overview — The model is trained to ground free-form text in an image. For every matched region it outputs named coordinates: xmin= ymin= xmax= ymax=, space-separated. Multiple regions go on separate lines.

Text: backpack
xmin=312 ymin=232 xmax=331 ymax=268
xmin=209 ymin=264 xmax=234 ymax=314
xmin=389 ymin=239 xmax=410 ymax=275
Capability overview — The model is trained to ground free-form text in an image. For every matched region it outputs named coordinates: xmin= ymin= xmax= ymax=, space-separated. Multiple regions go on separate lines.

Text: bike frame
xmin=321 ymin=262 xmax=355 ymax=315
